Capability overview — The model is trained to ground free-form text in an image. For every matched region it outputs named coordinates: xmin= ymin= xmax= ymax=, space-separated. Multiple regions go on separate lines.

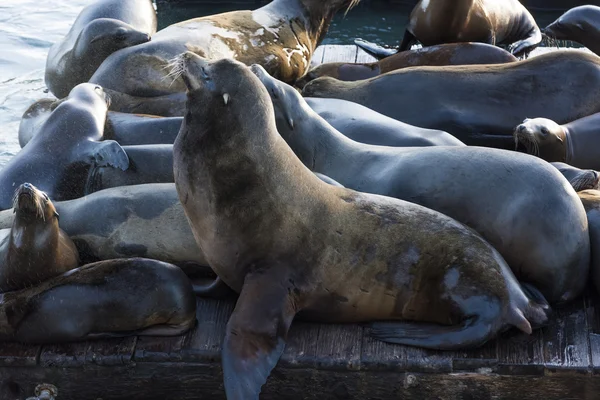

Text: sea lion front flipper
xmin=369 ymin=318 xmax=494 ymax=350
xmin=222 ymin=269 xmax=298 ymax=399
xmin=89 ymin=140 xmax=130 ymax=171
xmin=354 ymin=38 xmax=399 ymax=59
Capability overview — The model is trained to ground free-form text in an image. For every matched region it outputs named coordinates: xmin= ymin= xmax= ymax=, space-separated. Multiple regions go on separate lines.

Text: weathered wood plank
xmin=360 ymin=330 xmax=405 ymax=371
xmin=452 ymin=339 xmax=499 ymax=372
xmin=280 ymin=320 xmax=321 ymax=369
xmin=0 ymin=342 xmax=40 ymax=367
xmin=84 ymin=337 xmax=137 ymax=366
xmin=313 ymin=323 xmax=363 ymax=370
xmin=496 ymin=328 xmax=545 ymax=375
xmin=355 ymin=47 xmax=377 ymax=64
xmin=39 ymin=342 xmax=88 ymax=368
xmin=311 ymin=46 xmax=326 ymax=66
xmin=321 ymin=44 xmax=358 ymax=63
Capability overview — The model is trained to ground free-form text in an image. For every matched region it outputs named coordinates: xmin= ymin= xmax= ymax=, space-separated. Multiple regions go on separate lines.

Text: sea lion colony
xmin=2 ymin=0 xmax=600 ymax=398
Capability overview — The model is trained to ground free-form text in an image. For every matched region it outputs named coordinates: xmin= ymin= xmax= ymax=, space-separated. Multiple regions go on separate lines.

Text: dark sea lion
xmin=45 ymin=0 xmax=156 ymax=98
xmin=0 ymin=184 xmax=79 ymax=293
xmin=543 ymin=6 xmax=600 ymax=57
xmin=514 ymin=114 xmax=600 ymax=170
xmin=577 ymin=190 xmax=600 ymax=293
xmin=173 ymin=54 xmax=551 ymax=399
xmin=303 ymin=51 xmax=600 ymax=149
xmin=89 ymin=0 xmax=361 ymax=96
xmin=19 ymin=99 xmax=183 ymax=148
xmin=0 ymin=83 xmax=129 ymax=211
xmin=0 ymin=258 xmax=196 ymax=343
xmin=296 ymin=42 xmax=517 ymax=87
xmin=552 ymin=162 xmax=600 ymax=192
xmin=357 ymin=0 xmax=542 ymax=58
xmin=255 ymin=64 xmax=589 ymax=303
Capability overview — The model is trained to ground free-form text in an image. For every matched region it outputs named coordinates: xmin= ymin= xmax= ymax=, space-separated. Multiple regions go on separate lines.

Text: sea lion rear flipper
xmin=369 ymin=318 xmax=494 ymax=350
xmin=222 ymin=269 xmax=297 ymax=399
xmin=354 ymin=38 xmax=399 ymax=59
xmin=398 ymin=30 xmax=417 ymax=52
xmin=90 ymin=140 xmax=130 ymax=171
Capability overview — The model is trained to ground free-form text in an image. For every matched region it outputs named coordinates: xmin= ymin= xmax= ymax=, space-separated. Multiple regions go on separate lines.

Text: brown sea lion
xmin=552 ymin=162 xmax=600 ymax=192
xmin=0 ymin=183 xmax=79 ymax=293
xmin=0 ymin=83 xmax=129 ymax=211
xmin=0 ymin=258 xmax=196 ymax=343
xmin=576 ymin=190 xmax=600 ymax=294
xmin=296 ymin=42 xmax=517 ymax=88
xmin=45 ymin=0 xmax=156 ymax=98
xmin=356 ymin=0 xmax=541 ymax=58
xmin=543 ymin=6 xmax=600 ymax=57
xmin=514 ymin=113 xmax=600 ymax=170
xmin=302 ymin=50 xmax=600 ymax=150
xmin=89 ymin=0 xmax=361 ymax=97
xmin=173 ymin=54 xmax=551 ymax=399
xmin=256 ymin=63 xmax=590 ymax=303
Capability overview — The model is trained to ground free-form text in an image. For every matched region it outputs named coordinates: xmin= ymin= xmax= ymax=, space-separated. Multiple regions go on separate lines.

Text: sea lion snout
xmin=13 ymin=183 xmax=44 ymax=215
xmin=176 ymin=52 xmax=210 ymax=92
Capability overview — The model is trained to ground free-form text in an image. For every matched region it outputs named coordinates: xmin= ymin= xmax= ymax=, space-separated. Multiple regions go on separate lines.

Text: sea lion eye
xmin=541 ymin=127 xmax=549 ymax=135
xmin=94 ymin=86 xmax=103 ymax=94
xmin=116 ymin=28 xmax=128 ymax=40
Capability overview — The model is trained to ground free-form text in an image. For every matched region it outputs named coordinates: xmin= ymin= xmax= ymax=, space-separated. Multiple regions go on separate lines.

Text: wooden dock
xmin=2 ymin=45 xmax=600 ymax=400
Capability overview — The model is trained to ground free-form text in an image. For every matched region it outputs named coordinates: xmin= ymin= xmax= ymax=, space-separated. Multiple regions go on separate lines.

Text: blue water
xmin=0 ymin=1 xmax=565 ymax=170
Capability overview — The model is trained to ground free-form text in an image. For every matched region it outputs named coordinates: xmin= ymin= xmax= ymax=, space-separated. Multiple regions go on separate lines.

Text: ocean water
xmin=0 ymin=1 xmax=565 ymax=170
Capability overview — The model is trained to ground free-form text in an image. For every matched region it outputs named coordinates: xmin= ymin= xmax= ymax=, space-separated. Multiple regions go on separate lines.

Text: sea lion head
xmin=12 ymin=183 xmax=59 ymax=224
xmin=513 ymin=118 xmax=566 ymax=162
xmin=552 ymin=162 xmax=600 ymax=192
xmin=301 ymin=76 xmax=347 ymax=98
xmin=251 ymin=63 xmax=306 ymax=132
xmin=295 ymin=63 xmax=343 ymax=89
xmin=172 ymin=52 xmax=274 ymax=133
xmin=542 ymin=6 xmax=593 ymax=43
xmin=68 ymin=82 xmax=111 ymax=109
xmin=78 ymin=18 xmax=151 ymax=57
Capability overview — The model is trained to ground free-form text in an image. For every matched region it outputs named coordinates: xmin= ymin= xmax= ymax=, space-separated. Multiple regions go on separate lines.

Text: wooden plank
xmin=39 ymin=342 xmax=88 ymax=368
xmin=311 ymin=46 xmax=325 ymax=67
xmin=585 ymin=292 xmax=600 ymax=371
xmin=360 ymin=330 xmax=405 ymax=372
xmin=496 ymin=328 xmax=545 ymax=375
xmin=280 ymin=320 xmax=321 ymax=369
xmin=321 ymin=44 xmax=358 ymax=64
xmin=84 ymin=337 xmax=137 ymax=366
xmin=452 ymin=339 xmax=499 ymax=372
xmin=355 ymin=47 xmax=377 ymax=64
xmin=0 ymin=342 xmax=40 ymax=367
xmin=313 ymin=324 xmax=363 ymax=370
xmin=542 ymin=298 xmax=591 ymax=370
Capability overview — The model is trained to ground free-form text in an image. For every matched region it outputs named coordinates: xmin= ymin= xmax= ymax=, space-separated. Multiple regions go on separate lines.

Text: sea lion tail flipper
xmin=517 ymin=282 xmax=552 ymax=330
xmin=368 ymin=318 xmax=493 ymax=350
xmin=90 ymin=140 xmax=130 ymax=171
xmin=222 ymin=269 xmax=298 ymax=399
xmin=354 ymin=38 xmax=398 ymax=59
xmin=192 ymin=276 xmax=235 ymax=298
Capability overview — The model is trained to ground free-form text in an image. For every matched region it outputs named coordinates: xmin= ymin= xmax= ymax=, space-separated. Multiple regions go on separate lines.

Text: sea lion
xmin=45 ymin=0 xmax=156 ymax=98
xmin=255 ymin=63 xmax=589 ymax=303
xmin=0 ymin=258 xmax=196 ymax=343
xmin=543 ymin=6 xmax=600 ymax=57
xmin=552 ymin=162 xmax=600 ymax=192
xmin=89 ymin=0 xmax=361 ymax=97
xmin=303 ymin=50 xmax=600 ymax=149
xmin=296 ymin=42 xmax=517 ymax=87
xmin=356 ymin=0 xmax=542 ymax=58
xmin=0 ymin=83 xmax=129 ymax=211
xmin=514 ymin=113 xmax=600 ymax=170
xmin=173 ymin=54 xmax=551 ymax=399
xmin=0 ymin=183 xmax=79 ymax=293
xmin=577 ymin=190 xmax=600 ymax=293
xmin=19 ymin=99 xmax=183 ymax=148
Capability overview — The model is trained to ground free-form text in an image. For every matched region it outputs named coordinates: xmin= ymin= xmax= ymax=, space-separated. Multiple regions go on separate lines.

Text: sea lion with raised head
xmin=0 ymin=258 xmax=196 ymax=343
xmin=173 ymin=54 xmax=551 ymax=399
xmin=296 ymin=42 xmax=517 ymax=87
xmin=514 ymin=114 xmax=600 ymax=170
xmin=89 ymin=0 xmax=361 ymax=97
xmin=255 ymin=63 xmax=590 ymax=303
xmin=356 ymin=0 xmax=542 ymax=58
xmin=45 ymin=0 xmax=156 ymax=98
xmin=543 ymin=6 xmax=600 ymax=57
xmin=0 ymin=83 xmax=129 ymax=211
xmin=303 ymin=51 xmax=600 ymax=149
xmin=552 ymin=162 xmax=599 ymax=192
xmin=0 ymin=183 xmax=79 ymax=293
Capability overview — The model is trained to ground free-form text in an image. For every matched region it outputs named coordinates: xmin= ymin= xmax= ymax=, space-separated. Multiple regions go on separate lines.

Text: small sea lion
xmin=0 ymin=83 xmax=129 ymax=211
xmin=552 ymin=162 xmax=600 ymax=192
xmin=173 ymin=54 xmax=551 ymax=399
xmin=356 ymin=0 xmax=542 ymax=58
xmin=0 ymin=258 xmax=196 ymax=343
xmin=256 ymin=63 xmax=590 ymax=303
xmin=296 ymin=42 xmax=517 ymax=87
xmin=89 ymin=0 xmax=362 ymax=96
xmin=303 ymin=51 xmax=600 ymax=149
xmin=45 ymin=0 xmax=156 ymax=98
xmin=0 ymin=183 xmax=79 ymax=293
xmin=514 ymin=114 xmax=600 ymax=170
xmin=543 ymin=6 xmax=600 ymax=57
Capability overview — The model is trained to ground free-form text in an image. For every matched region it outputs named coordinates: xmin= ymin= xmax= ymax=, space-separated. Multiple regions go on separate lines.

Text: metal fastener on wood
xmin=25 ymin=383 xmax=58 ymax=400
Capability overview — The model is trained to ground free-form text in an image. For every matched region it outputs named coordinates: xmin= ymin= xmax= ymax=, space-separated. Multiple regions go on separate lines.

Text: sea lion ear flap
xmin=54 ymin=210 xmax=60 ymax=221
xmin=222 ymin=268 xmax=297 ymax=399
